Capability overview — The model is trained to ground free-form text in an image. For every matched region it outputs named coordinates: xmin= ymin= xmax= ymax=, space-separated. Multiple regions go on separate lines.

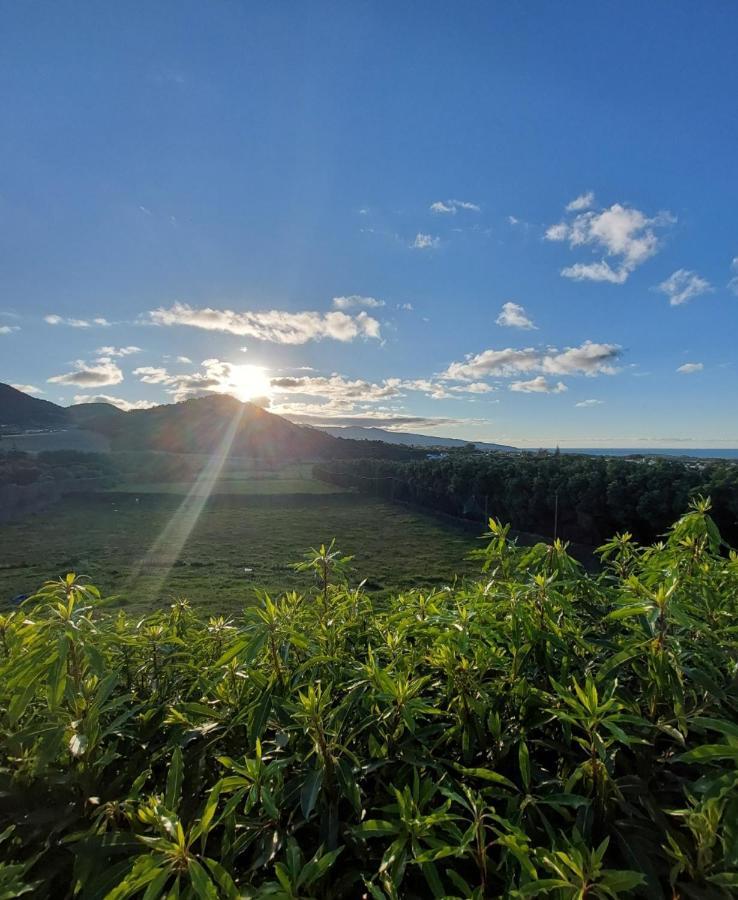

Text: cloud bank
xmin=443 ymin=340 xmax=621 ymax=381
xmin=148 ymin=302 xmax=381 ymax=343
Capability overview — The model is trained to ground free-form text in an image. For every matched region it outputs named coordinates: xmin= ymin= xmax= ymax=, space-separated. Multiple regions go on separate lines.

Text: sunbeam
xmin=126 ymin=404 xmax=245 ymax=599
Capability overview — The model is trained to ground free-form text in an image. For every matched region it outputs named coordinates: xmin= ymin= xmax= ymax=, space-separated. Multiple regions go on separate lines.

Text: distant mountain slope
xmin=316 ymin=424 xmax=517 ymax=452
xmin=93 ymin=396 xmax=422 ymax=459
xmin=84 ymin=394 xmax=346 ymax=459
xmin=0 ymin=383 xmax=69 ymax=430
xmin=0 ymin=384 xmax=428 ymax=460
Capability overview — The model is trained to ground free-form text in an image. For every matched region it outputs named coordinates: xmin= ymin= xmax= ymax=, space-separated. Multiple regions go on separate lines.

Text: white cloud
xmin=44 ymin=315 xmax=110 ymax=327
xmin=496 ymin=302 xmax=536 ymax=330
xmin=399 ymin=379 xmax=452 ymax=400
xmin=148 ymin=302 xmax=381 ymax=344
xmin=451 ymin=382 xmax=494 ymax=394
xmin=412 ymin=233 xmax=440 ymax=249
xmin=728 ymin=257 xmax=738 ymax=295
xmin=656 ymin=269 xmax=713 ymax=306
xmin=676 ymin=362 xmax=704 ymax=374
xmin=546 ymin=201 xmax=674 ymax=283
xmin=270 ymin=374 xmax=403 ymax=403
xmin=575 ymin=399 xmax=604 ymax=407
xmin=510 ymin=376 xmax=567 ymax=394
xmin=443 ymin=340 xmax=620 ymax=381
xmin=132 ymin=358 xmax=272 ymax=403
xmin=566 ymin=191 xmax=595 ymax=212
xmin=133 ymin=366 xmax=172 ymax=384
xmin=545 ymin=223 xmax=569 ymax=241
xmin=332 ymin=295 xmax=385 ymax=310
xmin=398 ymin=302 xmax=414 ymax=311
xmin=176 ymin=355 xmax=192 ymax=364
xmin=48 ymin=359 xmax=123 ymax=387
xmin=430 ymin=199 xmax=481 ymax=215
xmin=0 ymin=325 xmax=19 ymax=334
xmin=268 ymin=369 xmax=492 ymax=422
xmin=72 ymin=394 xmax=157 ymax=410
xmin=11 ymin=383 xmax=43 ymax=394
xmin=560 ymin=261 xmax=630 ymax=284
xmin=541 ymin=342 xmax=620 ymax=376
xmin=96 ymin=345 xmax=142 ymax=357
xmin=167 ymin=363 xmax=234 ymax=402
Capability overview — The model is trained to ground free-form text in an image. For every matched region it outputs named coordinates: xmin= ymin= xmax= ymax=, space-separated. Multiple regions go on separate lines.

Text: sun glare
xmin=226 ymin=364 xmax=272 ymax=403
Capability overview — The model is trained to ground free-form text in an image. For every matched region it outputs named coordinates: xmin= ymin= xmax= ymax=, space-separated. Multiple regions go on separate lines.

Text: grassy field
xmin=0 ymin=491 xmax=481 ymax=614
xmin=113 ymin=478 xmax=344 ymax=495
xmin=4 ymin=428 xmax=111 ymax=452
xmin=109 ymin=460 xmax=347 ymax=495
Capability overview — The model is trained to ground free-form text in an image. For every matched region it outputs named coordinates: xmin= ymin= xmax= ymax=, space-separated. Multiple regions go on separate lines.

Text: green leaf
xmin=142 ymin=869 xmax=172 ymax=900
xmin=187 ymin=859 xmax=218 ymax=899
xmin=519 ymin=740 xmax=531 ymax=791
xmin=539 ymin=793 xmax=589 ymax=809
xmin=679 ymin=744 xmax=738 ymax=763
xmin=47 ymin=639 xmax=68 ymax=709
xmin=517 ymin=879 xmax=572 ymax=896
xmin=165 ymin=747 xmax=184 ymax=810
xmin=600 ymin=869 xmax=646 ymax=892
xmin=300 ymin=769 xmax=323 ymax=820
xmin=196 ymin=782 xmax=222 ymax=840
xmin=202 ymin=858 xmax=238 ymax=899
xmin=213 ymin=631 xmax=266 ymax=668
xmin=691 ymin=717 xmax=738 ymax=739
xmin=708 ymin=873 xmax=738 ymax=888
xmin=355 ymin=819 xmax=397 ymax=838
xmin=454 ymin=765 xmax=518 ymax=791
xmin=606 ymin=604 xmax=653 ymax=621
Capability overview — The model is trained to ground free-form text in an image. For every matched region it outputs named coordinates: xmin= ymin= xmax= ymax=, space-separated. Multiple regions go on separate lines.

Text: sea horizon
xmin=550 ymin=448 xmax=738 ymax=460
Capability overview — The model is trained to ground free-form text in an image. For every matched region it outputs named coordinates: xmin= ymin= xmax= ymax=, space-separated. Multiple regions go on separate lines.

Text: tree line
xmin=314 ymin=451 xmax=738 ymax=546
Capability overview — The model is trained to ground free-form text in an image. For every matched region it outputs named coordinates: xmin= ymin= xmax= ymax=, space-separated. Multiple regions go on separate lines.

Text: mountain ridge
xmin=0 ymin=384 xmax=418 ymax=460
xmin=315 ymin=424 xmax=516 ymax=452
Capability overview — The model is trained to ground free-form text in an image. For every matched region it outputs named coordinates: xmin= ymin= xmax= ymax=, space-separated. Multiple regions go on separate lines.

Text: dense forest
xmin=0 ymin=450 xmax=119 ymax=522
xmin=0 ymin=449 xmax=118 ymax=486
xmin=1 ymin=501 xmax=737 ymax=896
xmin=315 ymin=453 xmax=738 ymax=547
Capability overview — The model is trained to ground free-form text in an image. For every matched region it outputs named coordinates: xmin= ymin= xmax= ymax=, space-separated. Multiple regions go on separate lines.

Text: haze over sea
xmin=558 ymin=449 xmax=738 ymax=459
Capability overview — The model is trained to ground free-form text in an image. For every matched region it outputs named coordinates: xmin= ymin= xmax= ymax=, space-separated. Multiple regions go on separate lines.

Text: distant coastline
xmin=551 ymin=448 xmax=738 ymax=460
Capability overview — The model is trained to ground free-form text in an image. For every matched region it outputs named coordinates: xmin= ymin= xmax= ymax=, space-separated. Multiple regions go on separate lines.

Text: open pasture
xmin=0 ymin=491 xmax=481 ymax=614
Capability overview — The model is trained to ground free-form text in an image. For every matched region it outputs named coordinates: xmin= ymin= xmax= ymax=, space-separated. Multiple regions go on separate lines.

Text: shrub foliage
xmin=1 ymin=498 xmax=737 ymax=898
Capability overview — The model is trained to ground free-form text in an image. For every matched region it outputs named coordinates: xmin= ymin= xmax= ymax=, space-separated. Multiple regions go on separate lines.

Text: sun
xmin=227 ymin=364 xmax=272 ymax=403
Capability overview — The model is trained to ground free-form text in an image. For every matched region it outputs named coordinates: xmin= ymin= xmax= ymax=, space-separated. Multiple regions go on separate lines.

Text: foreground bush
xmin=1 ymin=498 xmax=737 ymax=898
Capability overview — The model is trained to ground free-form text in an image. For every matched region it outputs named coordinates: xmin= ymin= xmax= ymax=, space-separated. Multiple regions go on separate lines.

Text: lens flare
xmin=127 ymin=404 xmax=244 ymax=599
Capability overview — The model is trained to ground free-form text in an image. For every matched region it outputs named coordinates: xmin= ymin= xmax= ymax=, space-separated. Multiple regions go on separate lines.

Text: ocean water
xmin=555 ymin=448 xmax=738 ymax=460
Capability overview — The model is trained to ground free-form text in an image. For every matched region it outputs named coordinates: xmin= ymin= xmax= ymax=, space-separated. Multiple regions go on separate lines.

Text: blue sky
xmin=2 ymin=1 xmax=737 ymax=447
